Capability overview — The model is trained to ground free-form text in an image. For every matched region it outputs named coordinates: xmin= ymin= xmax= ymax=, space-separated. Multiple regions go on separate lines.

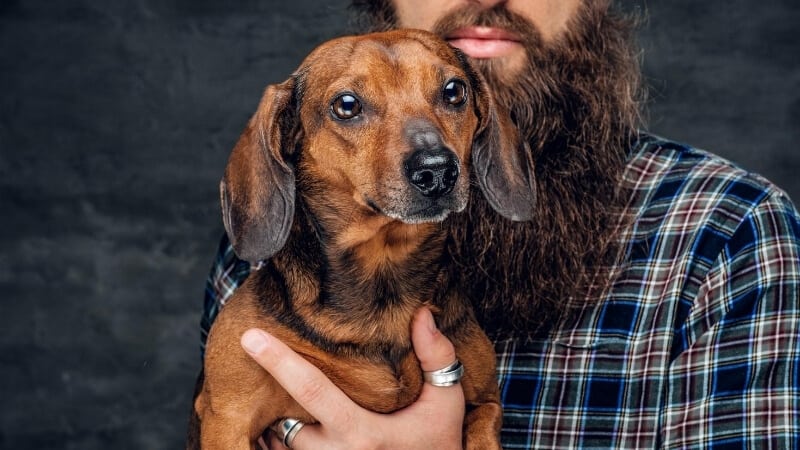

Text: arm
xmin=662 ymin=192 xmax=800 ymax=448
xmin=243 ymin=308 xmax=466 ymax=450
xmin=200 ymin=234 xmax=250 ymax=355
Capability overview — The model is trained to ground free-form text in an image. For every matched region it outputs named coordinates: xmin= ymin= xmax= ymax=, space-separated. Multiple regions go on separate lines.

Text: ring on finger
xmin=422 ymin=360 xmax=464 ymax=387
xmin=276 ymin=418 xmax=305 ymax=449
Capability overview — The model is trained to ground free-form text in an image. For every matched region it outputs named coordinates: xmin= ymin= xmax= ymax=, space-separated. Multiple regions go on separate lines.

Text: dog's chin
xmin=383 ymin=198 xmax=467 ymax=225
xmin=390 ymin=209 xmax=451 ymax=225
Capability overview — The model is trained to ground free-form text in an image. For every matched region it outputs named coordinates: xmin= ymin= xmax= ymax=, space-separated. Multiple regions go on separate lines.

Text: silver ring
xmin=276 ymin=418 xmax=305 ymax=449
xmin=422 ymin=360 xmax=464 ymax=387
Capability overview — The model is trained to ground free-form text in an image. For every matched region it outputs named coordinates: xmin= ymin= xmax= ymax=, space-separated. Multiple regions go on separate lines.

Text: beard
xmin=351 ymin=1 xmax=645 ymax=340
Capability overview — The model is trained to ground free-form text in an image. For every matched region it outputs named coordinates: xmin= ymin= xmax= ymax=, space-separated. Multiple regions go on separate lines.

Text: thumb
xmin=411 ymin=308 xmax=458 ymax=372
xmin=389 ymin=307 xmax=465 ymax=449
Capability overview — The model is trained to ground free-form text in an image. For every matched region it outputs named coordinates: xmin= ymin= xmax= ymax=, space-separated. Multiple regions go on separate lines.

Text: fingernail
xmin=241 ymin=329 xmax=269 ymax=354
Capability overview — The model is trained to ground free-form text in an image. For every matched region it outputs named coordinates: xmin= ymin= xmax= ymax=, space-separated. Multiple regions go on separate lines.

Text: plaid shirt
xmin=200 ymin=134 xmax=800 ymax=448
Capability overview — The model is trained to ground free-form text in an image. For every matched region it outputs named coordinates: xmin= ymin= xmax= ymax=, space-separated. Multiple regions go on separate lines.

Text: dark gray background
xmin=1 ymin=1 xmax=798 ymax=448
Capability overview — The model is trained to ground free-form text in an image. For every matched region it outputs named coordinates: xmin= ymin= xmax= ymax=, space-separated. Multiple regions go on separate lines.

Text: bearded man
xmin=200 ymin=0 xmax=800 ymax=448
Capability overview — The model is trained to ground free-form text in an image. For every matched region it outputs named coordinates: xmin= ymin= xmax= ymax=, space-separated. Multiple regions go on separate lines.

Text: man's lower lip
xmin=447 ymin=38 xmax=522 ymax=58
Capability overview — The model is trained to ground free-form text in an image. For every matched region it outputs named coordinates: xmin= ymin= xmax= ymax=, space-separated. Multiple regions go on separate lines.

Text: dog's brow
xmin=332 ymin=76 xmax=368 ymax=94
xmin=436 ymin=65 xmax=462 ymax=82
xmin=432 ymin=64 xmax=468 ymax=100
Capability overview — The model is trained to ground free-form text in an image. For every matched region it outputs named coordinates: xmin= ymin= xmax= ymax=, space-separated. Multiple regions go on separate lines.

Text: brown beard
xmin=350 ymin=1 xmax=645 ymax=339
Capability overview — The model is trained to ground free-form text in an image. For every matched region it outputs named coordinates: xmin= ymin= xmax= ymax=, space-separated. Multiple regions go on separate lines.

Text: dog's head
xmin=221 ymin=30 xmax=536 ymax=264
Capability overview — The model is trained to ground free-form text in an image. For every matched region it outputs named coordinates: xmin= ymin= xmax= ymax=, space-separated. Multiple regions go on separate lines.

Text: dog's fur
xmin=189 ymin=30 xmax=536 ymax=449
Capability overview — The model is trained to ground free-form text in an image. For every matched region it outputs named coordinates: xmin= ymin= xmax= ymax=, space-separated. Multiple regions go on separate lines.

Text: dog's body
xmin=190 ymin=30 xmax=536 ymax=449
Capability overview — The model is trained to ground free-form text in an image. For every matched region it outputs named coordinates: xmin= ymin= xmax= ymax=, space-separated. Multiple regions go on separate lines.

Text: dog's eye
xmin=331 ymin=94 xmax=362 ymax=120
xmin=443 ymin=80 xmax=467 ymax=107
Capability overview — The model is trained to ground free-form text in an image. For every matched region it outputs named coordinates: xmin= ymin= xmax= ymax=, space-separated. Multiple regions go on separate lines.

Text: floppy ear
xmin=472 ymin=104 xmax=536 ymax=221
xmin=456 ymin=51 xmax=537 ymax=221
xmin=220 ymin=79 xmax=299 ymax=264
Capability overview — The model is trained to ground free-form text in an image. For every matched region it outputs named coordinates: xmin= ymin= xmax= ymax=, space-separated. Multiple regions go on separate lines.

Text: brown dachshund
xmin=190 ymin=29 xmax=536 ymax=449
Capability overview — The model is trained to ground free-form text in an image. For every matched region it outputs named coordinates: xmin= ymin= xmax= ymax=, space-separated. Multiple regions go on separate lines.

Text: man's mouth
xmin=446 ymin=26 xmax=522 ymax=59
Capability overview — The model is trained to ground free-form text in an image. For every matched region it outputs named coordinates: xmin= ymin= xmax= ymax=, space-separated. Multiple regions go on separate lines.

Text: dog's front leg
xmin=195 ymin=378 xmax=296 ymax=450
xmin=195 ymin=295 xmax=292 ymax=450
xmin=463 ymin=398 xmax=504 ymax=450
xmin=198 ymin=404 xmax=262 ymax=450
xmin=454 ymin=323 xmax=504 ymax=450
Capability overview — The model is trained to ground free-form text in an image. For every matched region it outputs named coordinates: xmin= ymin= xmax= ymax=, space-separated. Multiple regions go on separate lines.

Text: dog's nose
xmin=404 ymin=149 xmax=460 ymax=198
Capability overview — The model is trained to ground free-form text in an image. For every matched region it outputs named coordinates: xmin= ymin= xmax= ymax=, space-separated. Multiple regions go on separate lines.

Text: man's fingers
xmin=411 ymin=308 xmax=459 ymax=372
xmin=242 ymin=315 xmax=464 ymax=449
xmin=240 ymin=329 xmax=358 ymax=431
xmin=411 ymin=308 xmax=466 ymax=405
xmin=403 ymin=307 xmax=465 ymax=442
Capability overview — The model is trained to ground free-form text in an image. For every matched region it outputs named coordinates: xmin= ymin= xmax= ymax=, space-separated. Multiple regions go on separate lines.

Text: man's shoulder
xmin=627 ymin=133 xmax=796 ymax=214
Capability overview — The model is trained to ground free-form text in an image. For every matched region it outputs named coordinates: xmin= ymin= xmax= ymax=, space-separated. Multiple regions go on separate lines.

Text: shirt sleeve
xmin=200 ymin=233 xmax=251 ymax=356
xmin=662 ymin=190 xmax=800 ymax=448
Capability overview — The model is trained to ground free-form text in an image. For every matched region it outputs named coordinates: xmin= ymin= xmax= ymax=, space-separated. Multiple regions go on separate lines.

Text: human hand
xmin=241 ymin=307 xmax=465 ymax=450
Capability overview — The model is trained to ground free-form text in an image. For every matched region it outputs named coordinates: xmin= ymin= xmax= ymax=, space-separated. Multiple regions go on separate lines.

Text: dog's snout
xmin=410 ymin=128 xmax=442 ymax=151
xmin=403 ymin=120 xmax=460 ymax=198
xmin=404 ymin=149 xmax=460 ymax=198
xmin=406 ymin=120 xmax=446 ymax=152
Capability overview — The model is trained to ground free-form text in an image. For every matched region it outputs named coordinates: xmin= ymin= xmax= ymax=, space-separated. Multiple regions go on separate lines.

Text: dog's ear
xmin=455 ymin=50 xmax=536 ymax=221
xmin=472 ymin=104 xmax=536 ymax=221
xmin=220 ymin=79 xmax=299 ymax=264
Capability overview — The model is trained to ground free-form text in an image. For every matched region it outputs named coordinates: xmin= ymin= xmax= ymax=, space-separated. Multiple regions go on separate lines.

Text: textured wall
xmin=1 ymin=1 xmax=798 ymax=448
xmin=640 ymin=0 xmax=800 ymax=198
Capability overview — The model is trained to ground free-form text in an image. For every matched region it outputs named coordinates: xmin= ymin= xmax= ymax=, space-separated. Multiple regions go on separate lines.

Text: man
xmin=201 ymin=0 xmax=800 ymax=448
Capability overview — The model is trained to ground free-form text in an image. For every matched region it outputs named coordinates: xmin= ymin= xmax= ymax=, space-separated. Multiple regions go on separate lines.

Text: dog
xmin=190 ymin=29 xmax=536 ymax=449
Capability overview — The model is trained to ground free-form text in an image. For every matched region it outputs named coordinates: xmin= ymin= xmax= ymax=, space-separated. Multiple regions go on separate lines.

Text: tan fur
xmin=188 ymin=30 xmax=535 ymax=450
